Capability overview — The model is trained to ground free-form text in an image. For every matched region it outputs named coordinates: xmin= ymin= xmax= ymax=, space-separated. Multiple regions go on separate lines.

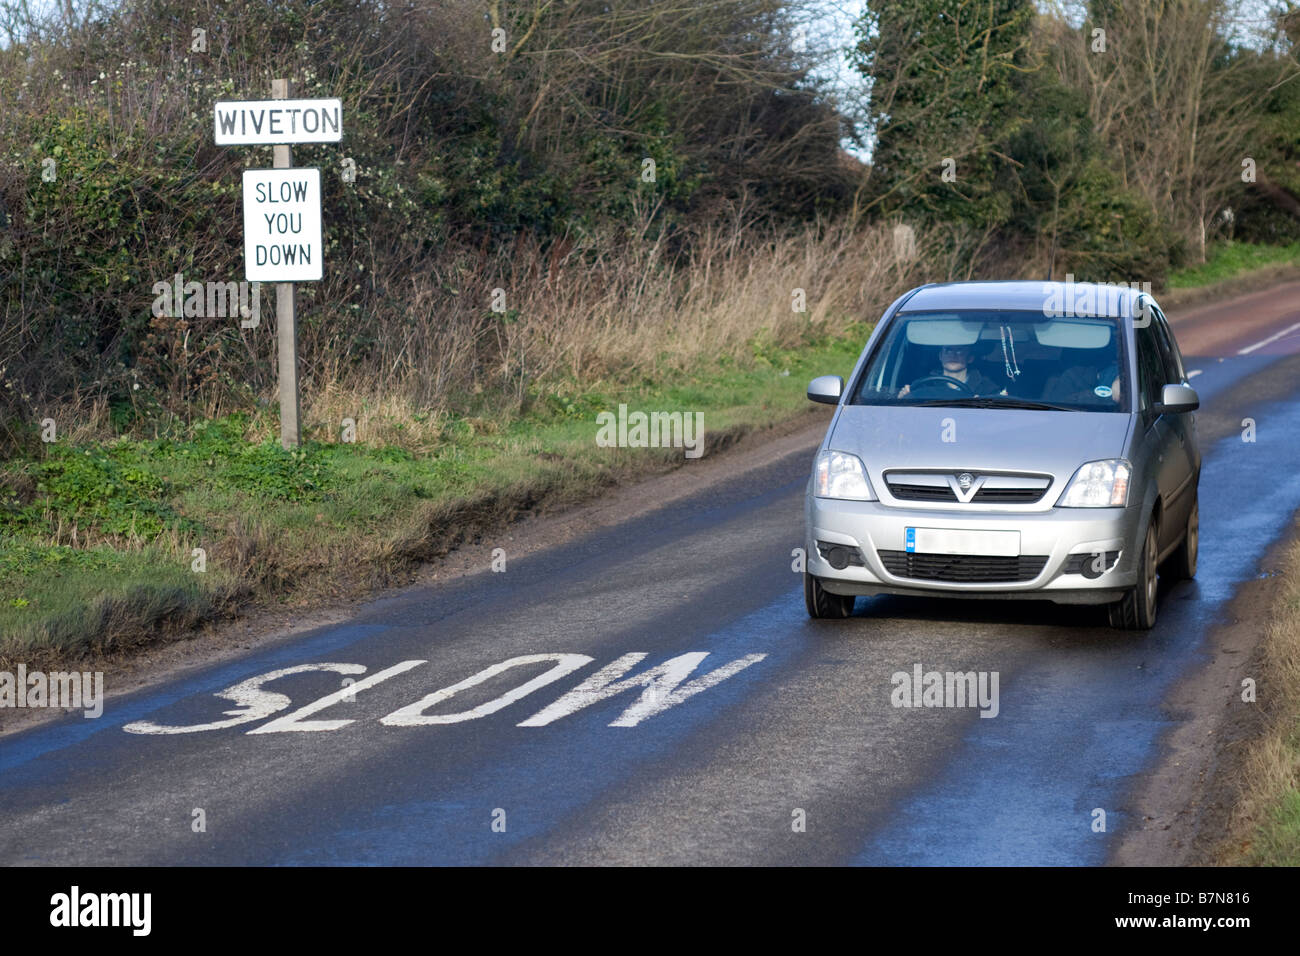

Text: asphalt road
xmin=3 ymin=284 xmax=1300 ymax=865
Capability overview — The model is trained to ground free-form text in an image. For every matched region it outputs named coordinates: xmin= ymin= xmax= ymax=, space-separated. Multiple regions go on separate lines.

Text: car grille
xmin=878 ymin=550 xmax=1049 ymax=583
xmin=970 ymin=487 xmax=1047 ymax=504
xmin=884 ymin=472 xmax=1051 ymax=505
xmin=887 ymin=483 xmax=960 ymax=502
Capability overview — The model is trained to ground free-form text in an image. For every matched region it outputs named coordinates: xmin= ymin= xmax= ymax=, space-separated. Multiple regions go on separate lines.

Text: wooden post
xmin=272 ymin=77 xmax=301 ymax=449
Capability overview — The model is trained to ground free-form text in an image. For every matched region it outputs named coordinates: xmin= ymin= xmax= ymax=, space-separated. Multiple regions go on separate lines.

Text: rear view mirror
xmin=807 ymin=375 xmax=843 ymax=405
xmin=1157 ymin=382 xmax=1199 ymax=413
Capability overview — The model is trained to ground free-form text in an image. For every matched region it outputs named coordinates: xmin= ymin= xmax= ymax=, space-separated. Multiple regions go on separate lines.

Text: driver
xmin=898 ymin=344 xmax=1006 ymax=398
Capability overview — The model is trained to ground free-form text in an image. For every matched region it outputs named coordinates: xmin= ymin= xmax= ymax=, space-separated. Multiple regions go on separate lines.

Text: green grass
xmin=1225 ymin=537 xmax=1300 ymax=866
xmin=1241 ymin=710 xmax=1300 ymax=865
xmin=0 ymin=325 xmax=868 ymax=665
xmin=1244 ymin=782 xmax=1300 ymax=865
xmin=1167 ymin=240 xmax=1300 ymax=289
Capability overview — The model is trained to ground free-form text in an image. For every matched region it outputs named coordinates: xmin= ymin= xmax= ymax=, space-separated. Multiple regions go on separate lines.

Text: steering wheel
xmin=907 ymin=375 xmax=975 ymax=396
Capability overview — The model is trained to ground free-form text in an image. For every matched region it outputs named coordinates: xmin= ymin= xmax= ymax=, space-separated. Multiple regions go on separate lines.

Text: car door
xmin=1134 ymin=315 xmax=1184 ymax=554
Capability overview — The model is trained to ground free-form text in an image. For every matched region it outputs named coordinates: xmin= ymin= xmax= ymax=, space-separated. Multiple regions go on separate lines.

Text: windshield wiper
xmin=914 ymin=397 xmax=1076 ymax=411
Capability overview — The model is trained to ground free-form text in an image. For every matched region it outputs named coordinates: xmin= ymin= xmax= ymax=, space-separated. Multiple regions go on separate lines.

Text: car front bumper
xmin=805 ymin=493 xmax=1141 ymax=605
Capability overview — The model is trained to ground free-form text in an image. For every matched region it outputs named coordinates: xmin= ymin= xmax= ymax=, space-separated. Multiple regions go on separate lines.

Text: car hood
xmin=830 ymin=405 xmax=1134 ymax=489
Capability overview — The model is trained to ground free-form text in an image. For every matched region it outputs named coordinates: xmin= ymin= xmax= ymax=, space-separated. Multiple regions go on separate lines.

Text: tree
xmin=852 ymin=0 xmax=1038 ymax=229
xmin=1054 ymin=0 xmax=1294 ymax=261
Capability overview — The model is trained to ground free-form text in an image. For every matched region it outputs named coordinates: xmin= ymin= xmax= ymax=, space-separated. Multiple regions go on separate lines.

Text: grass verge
xmin=1 ymin=327 xmax=866 ymax=668
xmin=1216 ymin=533 xmax=1300 ymax=865
xmin=1167 ymin=240 xmax=1300 ymax=290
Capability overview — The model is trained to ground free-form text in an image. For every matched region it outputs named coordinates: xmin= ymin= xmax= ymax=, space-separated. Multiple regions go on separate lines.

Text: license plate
xmin=905 ymin=527 xmax=1020 ymax=557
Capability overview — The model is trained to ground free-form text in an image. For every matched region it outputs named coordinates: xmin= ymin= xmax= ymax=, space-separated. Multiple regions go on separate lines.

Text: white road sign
xmin=242 ymin=168 xmax=323 ymax=282
xmin=215 ymin=98 xmax=343 ymax=145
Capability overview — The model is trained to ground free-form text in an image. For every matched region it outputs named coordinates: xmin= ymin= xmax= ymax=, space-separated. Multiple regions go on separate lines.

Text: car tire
xmin=1109 ymin=517 xmax=1159 ymax=630
xmin=1166 ymin=494 xmax=1198 ymax=581
xmin=804 ymin=572 xmax=855 ymax=619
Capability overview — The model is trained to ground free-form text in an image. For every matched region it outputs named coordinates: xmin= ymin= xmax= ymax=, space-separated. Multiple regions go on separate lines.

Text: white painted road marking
xmin=1186 ymin=369 xmax=1202 ymax=379
xmin=381 ymin=654 xmax=592 ymax=726
xmin=249 ymin=660 xmax=426 ymax=733
xmin=1237 ymin=320 xmax=1300 ymax=355
xmin=122 ymin=652 xmax=768 ymax=735
xmin=123 ymin=663 xmax=368 ymax=735
xmin=518 ymin=651 xmax=768 ymax=727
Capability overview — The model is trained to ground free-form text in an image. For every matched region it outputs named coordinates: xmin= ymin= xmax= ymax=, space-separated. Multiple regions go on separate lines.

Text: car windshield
xmin=850 ymin=310 xmax=1130 ymax=412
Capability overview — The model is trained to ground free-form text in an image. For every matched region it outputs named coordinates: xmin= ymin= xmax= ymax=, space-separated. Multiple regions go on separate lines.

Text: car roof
xmin=897 ymin=280 xmax=1151 ymax=319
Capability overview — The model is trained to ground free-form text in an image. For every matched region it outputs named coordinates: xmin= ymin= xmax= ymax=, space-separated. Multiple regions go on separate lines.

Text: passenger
xmin=1044 ymin=362 xmax=1122 ymax=404
xmin=898 ymin=344 xmax=1006 ymax=398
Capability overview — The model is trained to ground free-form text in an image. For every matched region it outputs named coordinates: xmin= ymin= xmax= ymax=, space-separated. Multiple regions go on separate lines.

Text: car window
xmin=1151 ymin=307 xmax=1184 ymax=382
xmin=849 ymin=310 xmax=1130 ymax=411
xmin=1135 ymin=321 xmax=1166 ymax=412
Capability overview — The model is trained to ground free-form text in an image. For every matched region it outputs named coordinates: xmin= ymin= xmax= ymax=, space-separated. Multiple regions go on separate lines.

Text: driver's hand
xmin=898 ymin=384 xmax=911 ymax=398
xmin=1111 ymin=377 xmax=1121 ymax=401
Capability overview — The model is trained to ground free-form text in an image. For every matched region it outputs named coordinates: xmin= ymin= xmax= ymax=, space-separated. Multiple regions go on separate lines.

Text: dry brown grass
xmin=293 ymin=216 xmax=954 ymax=436
xmin=14 ymin=216 xmax=948 ymax=449
xmin=1214 ymin=534 xmax=1300 ymax=864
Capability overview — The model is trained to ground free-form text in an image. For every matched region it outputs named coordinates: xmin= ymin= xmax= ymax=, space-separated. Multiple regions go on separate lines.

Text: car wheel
xmin=1166 ymin=494 xmax=1198 ymax=581
xmin=1109 ymin=517 xmax=1159 ymax=630
xmin=804 ymin=572 xmax=855 ymax=619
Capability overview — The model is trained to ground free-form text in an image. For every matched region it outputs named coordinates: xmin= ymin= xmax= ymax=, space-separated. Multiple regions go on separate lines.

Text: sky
xmin=797 ymin=0 xmax=871 ymax=156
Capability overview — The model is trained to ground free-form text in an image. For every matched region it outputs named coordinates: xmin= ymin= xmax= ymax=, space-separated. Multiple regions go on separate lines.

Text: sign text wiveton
xmin=214 ymin=98 xmax=343 ymax=145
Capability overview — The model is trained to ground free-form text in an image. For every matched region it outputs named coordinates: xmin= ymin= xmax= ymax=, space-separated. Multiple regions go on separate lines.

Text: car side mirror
xmin=1155 ymin=382 xmax=1199 ymax=413
xmin=807 ymin=375 xmax=843 ymax=405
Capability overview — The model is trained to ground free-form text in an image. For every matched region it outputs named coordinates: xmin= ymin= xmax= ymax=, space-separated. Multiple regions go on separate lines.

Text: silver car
xmin=804 ymin=280 xmax=1200 ymax=630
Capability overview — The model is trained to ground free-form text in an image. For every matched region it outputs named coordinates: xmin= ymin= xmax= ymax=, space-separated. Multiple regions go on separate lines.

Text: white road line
xmin=249 ymin=659 xmax=426 ymax=733
xmin=1186 ymin=369 xmax=1202 ymax=379
xmin=380 ymin=653 xmax=593 ymax=726
xmin=1237 ymin=320 xmax=1300 ymax=355
xmin=518 ymin=651 xmax=767 ymax=727
xmin=123 ymin=662 xmax=369 ymax=735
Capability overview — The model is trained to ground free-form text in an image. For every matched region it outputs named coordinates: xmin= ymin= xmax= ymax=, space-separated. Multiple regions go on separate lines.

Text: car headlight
xmin=814 ymin=449 xmax=876 ymax=500
xmin=1057 ymin=459 xmax=1131 ymax=508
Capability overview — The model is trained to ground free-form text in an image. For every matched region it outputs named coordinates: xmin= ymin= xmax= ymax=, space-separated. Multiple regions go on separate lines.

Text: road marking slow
xmin=121 ymin=651 xmax=768 ymax=735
